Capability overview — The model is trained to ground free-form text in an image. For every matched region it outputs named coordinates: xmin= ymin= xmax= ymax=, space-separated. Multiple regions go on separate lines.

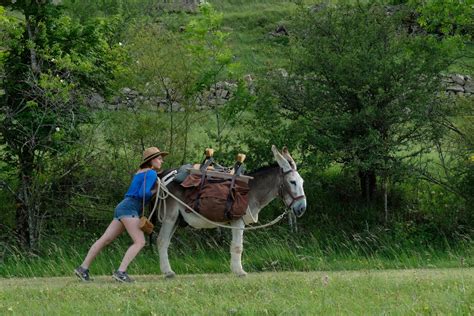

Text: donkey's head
xmin=272 ymin=145 xmax=307 ymax=217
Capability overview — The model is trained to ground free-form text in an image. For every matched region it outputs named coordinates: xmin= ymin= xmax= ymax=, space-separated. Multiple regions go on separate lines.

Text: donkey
xmin=156 ymin=145 xmax=307 ymax=277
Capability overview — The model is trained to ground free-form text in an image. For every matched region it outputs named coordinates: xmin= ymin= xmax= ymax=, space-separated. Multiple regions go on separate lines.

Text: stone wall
xmin=88 ymin=81 xmax=239 ymax=112
xmin=86 ymin=72 xmax=472 ymax=111
xmin=443 ymin=74 xmax=474 ymax=97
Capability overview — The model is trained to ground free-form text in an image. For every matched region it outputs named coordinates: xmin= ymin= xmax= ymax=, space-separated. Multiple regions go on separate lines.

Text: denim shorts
xmin=113 ymin=197 xmax=142 ymax=221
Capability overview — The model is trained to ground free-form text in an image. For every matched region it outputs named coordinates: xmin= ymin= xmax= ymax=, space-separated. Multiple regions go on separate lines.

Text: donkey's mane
xmin=248 ymin=164 xmax=280 ymax=177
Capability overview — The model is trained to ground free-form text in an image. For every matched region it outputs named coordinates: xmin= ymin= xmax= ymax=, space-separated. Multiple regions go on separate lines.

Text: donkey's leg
xmin=157 ymin=199 xmax=179 ymax=278
xmin=230 ymin=218 xmax=247 ymax=277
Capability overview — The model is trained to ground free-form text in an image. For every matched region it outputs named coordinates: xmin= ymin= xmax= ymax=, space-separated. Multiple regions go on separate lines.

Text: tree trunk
xmin=15 ymin=153 xmax=40 ymax=251
xmin=16 ymin=173 xmax=38 ymax=250
xmin=358 ymin=170 xmax=376 ymax=203
xmin=167 ymin=98 xmax=175 ymax=154
xmin=383 ymin=177 xmax=388 ymax=223
xmin=181 ymin=111 xmax=190 ymax=165
xmin=25 ymin=14 xmax=41 ymax=75
xmin=15 ymin=197 xmax=29 ymax=247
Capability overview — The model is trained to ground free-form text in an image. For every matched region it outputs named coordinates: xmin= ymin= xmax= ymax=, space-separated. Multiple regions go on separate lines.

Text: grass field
xmin=0 ymin=268 xmax=472 ymax=315
xmin=1 ymin=227 xmax=472 ymax=278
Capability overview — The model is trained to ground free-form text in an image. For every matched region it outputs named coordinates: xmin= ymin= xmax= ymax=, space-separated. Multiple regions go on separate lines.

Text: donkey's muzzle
xmin=292 ymin=201 xmax=307 ymax=218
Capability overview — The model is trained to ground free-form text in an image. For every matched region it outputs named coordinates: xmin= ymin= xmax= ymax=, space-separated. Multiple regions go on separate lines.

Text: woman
xmin=74 ymin=147 xmax=168 ymax=283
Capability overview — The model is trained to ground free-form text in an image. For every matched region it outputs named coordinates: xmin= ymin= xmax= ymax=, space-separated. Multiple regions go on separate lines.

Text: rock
xmin=451 ymin=74 xmax=465 ymax=85
xmin=464 ymin=80 xmax=474 ymax=93
xmin=277 ymin=68 xmax=288 ymax=78
xmin=244 ymin=74 xmax=253 ymax=83
xmin=384 ymin=4 xmax=405 ymax=16
xmin=309 ymin=3 xmax=327 ymax=13
xmin=220 ymin=89 xmax=229 ymax=99
xmin=441 ymin=75 xmax=454 ymax=84
xmin=456 ymin=92 xmax=464 ymax=97
xmin=171 ymin=101 xmax=181 ymax=112
xmin=275 ymin=25 xmax=289 ymax=36
xmin=121 ymin=87 xmax=132 ymax=94
xmin=446 ymin=85 xmax=464 ymax=93
xmin=244 ymin=74 xmax=255 ymax=94
xmin=86 ymin=93 xmax=105 ymax=108
xmin=224 ymin=82 xmax=237 ymax=90
xmin=221 ymin=26 xmax=234 ymax=33
xmin=128 ymin=89 xmax=139 ymax=96
xmin=158 ymin=102 xmax=167 ymax=110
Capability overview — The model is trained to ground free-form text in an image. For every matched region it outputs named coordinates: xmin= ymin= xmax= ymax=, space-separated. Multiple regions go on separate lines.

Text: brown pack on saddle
xmin=180 ymin=149 xmax=251 ymax=222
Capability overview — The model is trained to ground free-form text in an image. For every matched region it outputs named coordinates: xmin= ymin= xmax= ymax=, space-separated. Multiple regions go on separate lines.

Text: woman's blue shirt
xmin=124 ymin=170 xmax=157 ymax=204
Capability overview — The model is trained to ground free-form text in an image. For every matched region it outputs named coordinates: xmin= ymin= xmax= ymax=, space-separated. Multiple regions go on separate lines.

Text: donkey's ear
xmin=272 ymin=145 xmax=292 ymax=172
xmin=281 ymin=146 xmax=297 ymax=170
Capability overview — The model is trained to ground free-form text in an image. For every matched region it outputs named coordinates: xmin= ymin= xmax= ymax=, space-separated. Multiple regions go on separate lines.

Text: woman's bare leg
xmin=81 ymin=220 xmax=125 ymax=269
xmin=118 ymin=217 xmax=146 ymax=272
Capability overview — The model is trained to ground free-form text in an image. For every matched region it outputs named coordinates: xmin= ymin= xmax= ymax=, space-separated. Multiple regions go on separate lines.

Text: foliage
xmin=62 ymin=0 xmax=158 ymax=20
xmin=124 ymin=2 xmax=253 ymax=163
xmin=415 ymin=0 xmax=474 ymax=38
xmin=417 ymin=96 xmax=474 ymax=212
xmin=265 ymin=3 xmax=459 ymax=201
xmin=0 ymin=0 xmax=472 ymax=258
xmin=184 ymin=3 xmax=255 ymax=162
xmin=0 ymin=1 xmax=125 ymax=249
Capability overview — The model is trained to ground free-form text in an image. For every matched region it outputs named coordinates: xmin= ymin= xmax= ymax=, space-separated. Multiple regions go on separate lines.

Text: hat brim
xmin=140 ymin=151 xmax=169 ymax=168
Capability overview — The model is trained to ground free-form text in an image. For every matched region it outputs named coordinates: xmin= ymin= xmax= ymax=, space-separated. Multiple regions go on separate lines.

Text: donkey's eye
xmin=290 ymin=181 xmax=297 ymax=186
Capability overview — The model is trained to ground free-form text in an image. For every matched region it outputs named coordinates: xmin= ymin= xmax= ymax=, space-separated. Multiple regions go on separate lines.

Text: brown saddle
xmin=181 ymin=174 xmax=250 ymax=222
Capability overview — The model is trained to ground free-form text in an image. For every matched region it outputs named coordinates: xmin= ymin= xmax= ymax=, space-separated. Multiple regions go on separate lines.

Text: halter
xmin=279 ymin=168 xmax=305 ymax=208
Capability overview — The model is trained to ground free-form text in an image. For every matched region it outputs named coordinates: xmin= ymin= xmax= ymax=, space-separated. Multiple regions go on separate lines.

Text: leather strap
xmin=279 ymin=169 xmax=305 ymax=208
xmin=194 ymin=158 xmax=214 ymax=211
xmin=224 ymin=162 xmax=243 ymax=219
xmin=142 ymin=170 xmax=147 ymax=216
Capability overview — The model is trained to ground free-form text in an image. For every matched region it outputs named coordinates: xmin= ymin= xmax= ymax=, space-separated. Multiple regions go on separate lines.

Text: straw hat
xmin=140 ymin=147 xmax=169 ymax=168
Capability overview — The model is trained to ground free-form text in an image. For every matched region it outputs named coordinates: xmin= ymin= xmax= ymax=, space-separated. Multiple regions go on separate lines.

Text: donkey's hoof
xmin=236 ymin=271 xmax=248 ymax=278
xmin=164 ymin=272 xmax=176 ymax=279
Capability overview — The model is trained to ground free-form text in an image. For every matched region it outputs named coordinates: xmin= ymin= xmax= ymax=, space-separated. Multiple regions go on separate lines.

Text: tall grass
xmin=1 ymin=225 xmax=471 ymax=278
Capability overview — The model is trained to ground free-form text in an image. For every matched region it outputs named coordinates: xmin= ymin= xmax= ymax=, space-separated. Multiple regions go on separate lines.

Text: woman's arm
xmin=139 ymin=170 xmax=158 ymax=202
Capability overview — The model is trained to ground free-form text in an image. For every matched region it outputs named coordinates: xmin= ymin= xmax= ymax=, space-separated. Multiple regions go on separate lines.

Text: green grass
xmin=0 ymin=269 xmax=472 ymax=315
xmin=1 ymin=227 xmax=472 ymax=278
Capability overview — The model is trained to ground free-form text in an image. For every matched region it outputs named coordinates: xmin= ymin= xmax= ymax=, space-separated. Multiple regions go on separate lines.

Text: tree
xmin=0 ymin=1 xmax=124 ymax=250
xmin=126 ymin=2 xmax=252 ymax=163
xmin=415 ymin=0 xmax=474 ymax=38
xmin=270 ymin=4 xmax=458 ymax=204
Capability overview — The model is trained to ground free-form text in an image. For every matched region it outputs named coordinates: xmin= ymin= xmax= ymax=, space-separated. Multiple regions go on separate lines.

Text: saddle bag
xmin=181 ymin=174 xmax=250 ymax=222
xmin=139 ymin=216 xmax=154 ymax=235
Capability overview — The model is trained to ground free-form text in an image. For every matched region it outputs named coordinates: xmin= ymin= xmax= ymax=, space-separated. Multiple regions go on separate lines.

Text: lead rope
xmin=146 ymin=177 xmax=167 ymax=222
xmin=153 ymin=178 xmax=289 ymax=231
